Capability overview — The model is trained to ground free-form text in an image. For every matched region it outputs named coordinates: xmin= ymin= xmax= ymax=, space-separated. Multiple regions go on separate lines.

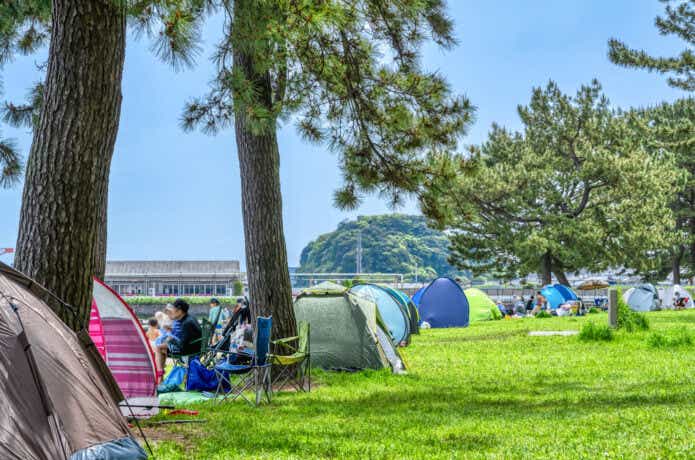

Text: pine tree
xmin=0 ymin=93 xmax=22 ymax=189
xmin=608 ymin=1 xmax=695 ymax=283
xmin=2 ymin=1 xmax=203 ymax=330
xmin=630 ymin=98 xmax=695 ymax=283
xmin=172 ymin=0 xmax=474 ymax=339
xmin=0 ymin=79 xmax=22 ymax=189
xmin=0 ymin=1 xmax=48 ymax=189
xmin=608 ymin=0 xmax=694 ymax=91
xmin=9 ymin=0 xmax=126 ymax=330
xmin=424 ymin=81 xmax=682 ymax=285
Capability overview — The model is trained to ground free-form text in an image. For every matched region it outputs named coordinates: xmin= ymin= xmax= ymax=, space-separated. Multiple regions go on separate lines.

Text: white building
xmin=104 ymin=260 xmax=243 ymax=297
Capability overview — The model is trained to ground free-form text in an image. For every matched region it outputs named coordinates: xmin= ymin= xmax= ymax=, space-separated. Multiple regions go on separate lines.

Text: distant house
xmin=104 ymin=260 xmax=243 ymax=297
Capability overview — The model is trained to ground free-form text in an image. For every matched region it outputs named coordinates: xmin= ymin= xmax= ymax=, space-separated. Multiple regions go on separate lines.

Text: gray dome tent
xmin=0 ymin=262 xmax=146 ymax=460
xmin=623 ymin=284 xmax=659 ymax=312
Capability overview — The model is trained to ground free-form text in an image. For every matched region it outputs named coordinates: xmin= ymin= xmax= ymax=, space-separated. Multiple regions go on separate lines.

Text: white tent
xmin=661 ymin=285 xmax=694 ymax=309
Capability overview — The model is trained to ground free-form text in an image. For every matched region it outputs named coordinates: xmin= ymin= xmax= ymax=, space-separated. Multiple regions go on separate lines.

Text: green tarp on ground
xmin=464 ymin=288 xmax=499 ymax=321
xmin=158 ymin=391 xmax=218 ymax=406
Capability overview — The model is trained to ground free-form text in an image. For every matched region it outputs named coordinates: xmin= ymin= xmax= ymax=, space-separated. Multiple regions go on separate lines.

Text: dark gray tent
xmin=0 ymin=262 xmax=146 ymax=460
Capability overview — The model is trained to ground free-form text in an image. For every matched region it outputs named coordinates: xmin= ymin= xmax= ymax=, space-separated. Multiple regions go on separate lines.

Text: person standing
xmin=525 ymin=295 xmax=535 ymax=312
xmin=532 ymin=292 xmax=547 ymax=315
xmin=208 ymin=298 xmax=230 ymax=343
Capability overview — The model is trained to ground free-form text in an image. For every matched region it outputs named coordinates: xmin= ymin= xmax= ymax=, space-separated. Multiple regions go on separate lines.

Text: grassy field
xmin=148 ymin=311 xmax=695 ymax=459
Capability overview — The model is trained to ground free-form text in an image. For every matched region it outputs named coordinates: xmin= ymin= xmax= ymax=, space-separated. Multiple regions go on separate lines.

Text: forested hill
xmin=298 ymin=214 xmax=460 ymax=278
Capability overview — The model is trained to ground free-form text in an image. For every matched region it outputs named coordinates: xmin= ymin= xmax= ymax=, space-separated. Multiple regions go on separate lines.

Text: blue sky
xmin=0 ymin=1 xmax=687 ymax=268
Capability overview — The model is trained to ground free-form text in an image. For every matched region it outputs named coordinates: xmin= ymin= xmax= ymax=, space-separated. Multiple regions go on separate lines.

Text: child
xmin=154 ymin=319 xmax=174 ymax=347
xmin=145 ymin=318 xmax=160 ymax=344
xmin=154 ymin=319 xmax=175 ymax=373
xmin=154 ymin=310 xmax=167 ymax=326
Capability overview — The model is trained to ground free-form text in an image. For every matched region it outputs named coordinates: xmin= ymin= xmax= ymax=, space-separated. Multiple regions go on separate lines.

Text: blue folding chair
xmin=213 ymin=316 xmax=272 ymax=406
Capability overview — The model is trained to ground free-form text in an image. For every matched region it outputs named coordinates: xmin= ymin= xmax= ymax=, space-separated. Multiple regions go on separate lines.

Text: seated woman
xmin=155 ymin=299 xmax=202 ymax=372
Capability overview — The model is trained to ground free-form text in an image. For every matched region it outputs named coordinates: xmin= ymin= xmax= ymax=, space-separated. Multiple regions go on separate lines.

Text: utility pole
xmin=356 ymin=232 xmax=363 ymax=274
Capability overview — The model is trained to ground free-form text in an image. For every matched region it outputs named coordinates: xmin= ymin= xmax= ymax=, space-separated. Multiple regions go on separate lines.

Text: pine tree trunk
xmin=540 ymin=252 xmax=552 ymax=285
xmin=552 ymin=269 xmax=570 ymax=286
xmin=13 ymin=0 xmax=125 ymax=331
xmin=232 ymin=18 xmax=297 ymax=342
xmin=550 ymin=257 xmax=570 ymax=286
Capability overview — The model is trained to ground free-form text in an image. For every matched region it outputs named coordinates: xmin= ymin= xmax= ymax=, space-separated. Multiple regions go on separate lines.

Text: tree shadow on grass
xmin=189 ymin=379 xmax=694 ymax=459
xmin=422 ymin=329 xmax=530 ymax=344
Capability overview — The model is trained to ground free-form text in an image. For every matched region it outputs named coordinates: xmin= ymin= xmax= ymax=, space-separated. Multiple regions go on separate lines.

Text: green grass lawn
xmin=148 ymin=311 xmax=695 ymax=459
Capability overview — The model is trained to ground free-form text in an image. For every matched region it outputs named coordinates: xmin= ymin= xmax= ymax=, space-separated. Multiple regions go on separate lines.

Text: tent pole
xmin=1 ymin=292 xmax=71 ymax=459
xmin=121 ymin=397 xmax=155 ymax=458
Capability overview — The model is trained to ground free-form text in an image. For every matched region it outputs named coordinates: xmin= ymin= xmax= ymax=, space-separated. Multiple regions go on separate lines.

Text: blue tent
xmin=417 ymin=278 xmax=469 ymax=328
xmin=554 ymin=284 xmax=579 ymax=302
xmin=540 ymin=284 xmax=579 ymax=310
xmin=412 ymin=287 xmax=425 ymax=306
xmin=350 ymin=284 xmax=411 ymax=344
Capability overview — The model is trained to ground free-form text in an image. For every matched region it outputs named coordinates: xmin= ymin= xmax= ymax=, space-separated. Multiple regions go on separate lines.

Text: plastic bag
xmin=157 ymin=365 xmax=186 ymax=393
xmin=186 ymin=358 xmax=219 ymax=392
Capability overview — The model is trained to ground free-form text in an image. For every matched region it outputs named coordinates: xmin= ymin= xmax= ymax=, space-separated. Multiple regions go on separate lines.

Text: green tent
xmin=303 ymin=280 xmax=347 ymax=294
xmin=294 ymin=291 xmax=404 ymax=372
xmin=464 ymin=288 xmax=500 ymax=321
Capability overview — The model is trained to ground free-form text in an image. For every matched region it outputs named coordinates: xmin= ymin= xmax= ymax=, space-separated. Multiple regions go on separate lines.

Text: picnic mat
xmin=158 ymin=391 xmax=219 ymax=406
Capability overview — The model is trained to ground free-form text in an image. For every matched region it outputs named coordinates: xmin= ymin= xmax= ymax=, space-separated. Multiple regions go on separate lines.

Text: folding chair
xmin=269 ymin=321 xmax=311 ymax=392
xmin=213 ymin=316 xmax=272 ymax=406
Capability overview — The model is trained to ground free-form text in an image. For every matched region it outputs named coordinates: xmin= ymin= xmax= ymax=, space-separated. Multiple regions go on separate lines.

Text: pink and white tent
xmin=89 ymin=278 xmax=157 ymax=400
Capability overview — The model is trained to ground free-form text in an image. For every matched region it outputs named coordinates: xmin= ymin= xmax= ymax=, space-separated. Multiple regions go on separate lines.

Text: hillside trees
xmin=299 ymin=214 xmax=461 ymax=279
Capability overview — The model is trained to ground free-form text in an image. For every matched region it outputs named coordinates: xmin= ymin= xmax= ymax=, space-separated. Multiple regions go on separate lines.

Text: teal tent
xmin=379 ymin=285 xmax=420 ymax=335
xmin=350 ymin=284 xmax=411 ymax=344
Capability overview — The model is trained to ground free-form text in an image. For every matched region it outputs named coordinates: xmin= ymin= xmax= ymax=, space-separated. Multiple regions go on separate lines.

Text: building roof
xmin=105 ymin=260 xmax=241 ymax=277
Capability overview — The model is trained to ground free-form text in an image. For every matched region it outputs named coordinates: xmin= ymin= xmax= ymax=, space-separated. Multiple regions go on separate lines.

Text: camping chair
xmin=269 ymin=321 xmax=311 ymax=392
xmin=212 ymin=316 xmax=272 ymax=406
